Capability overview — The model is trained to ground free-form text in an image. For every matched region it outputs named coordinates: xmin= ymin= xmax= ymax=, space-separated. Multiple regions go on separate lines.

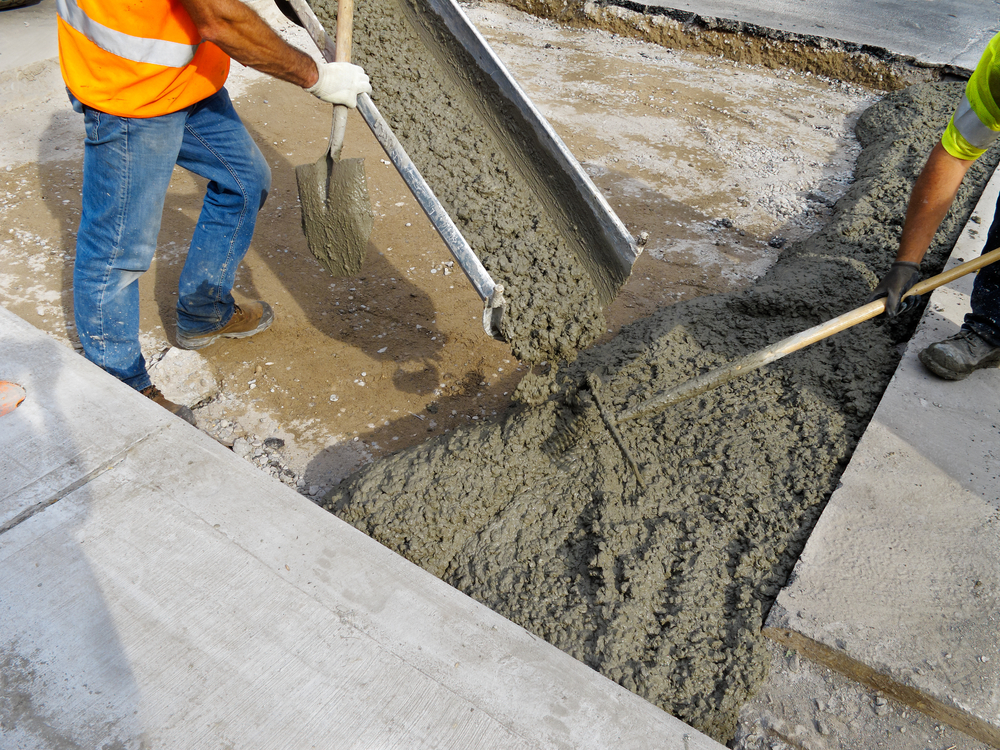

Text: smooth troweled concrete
xmin=765 ymin=170 xmax=1000 ymax=747
xmin=0 ymin=306 xmax=724 ymax=749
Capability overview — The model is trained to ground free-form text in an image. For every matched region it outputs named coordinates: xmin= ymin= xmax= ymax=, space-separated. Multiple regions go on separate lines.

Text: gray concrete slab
xmin=0 ymin=0 xmax=57 ymax=73
xmin=0 ymin=316 xmax=174 ymax=530
xmin=616 ymin=0 xmax=1000 ymax=70
xmin=764 ymin=170 xmax=1000 ymax=746
xmin=0 ymin=305 xmax=723 ymax=749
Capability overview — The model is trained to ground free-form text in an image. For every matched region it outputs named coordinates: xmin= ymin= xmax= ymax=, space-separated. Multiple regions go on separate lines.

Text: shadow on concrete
xmin=0 ymin=314 xmax=144 ymax=747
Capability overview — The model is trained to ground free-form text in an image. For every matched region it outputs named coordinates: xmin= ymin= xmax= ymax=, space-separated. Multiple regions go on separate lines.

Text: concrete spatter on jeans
xmin=71 ymin=88 xmax=270 ymax=391
xmin=325 ymin=81 xmax=1000 ymax=741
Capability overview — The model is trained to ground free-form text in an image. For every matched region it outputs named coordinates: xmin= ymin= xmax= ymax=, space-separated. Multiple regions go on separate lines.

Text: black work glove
xmin=866 ymin=261 xmax=921 ymax=316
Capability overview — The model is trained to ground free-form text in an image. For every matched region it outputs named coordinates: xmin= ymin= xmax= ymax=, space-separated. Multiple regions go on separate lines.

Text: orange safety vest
xmin=57 ymin=0 xmax=230 ymax=118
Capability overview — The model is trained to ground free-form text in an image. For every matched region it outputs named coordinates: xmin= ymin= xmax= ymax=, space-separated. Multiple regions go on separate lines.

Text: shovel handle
xmin=617 ymin=245 xmax=1000 ymax=425
xmin=326 ymin=0 xmax=355 ymax=159
xmin=335 ymin=0 xmax=353 ymax=62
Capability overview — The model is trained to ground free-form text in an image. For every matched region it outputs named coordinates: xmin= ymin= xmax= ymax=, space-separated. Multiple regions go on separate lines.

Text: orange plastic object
xmin=0 ymin=381 xmax=26 ymax=417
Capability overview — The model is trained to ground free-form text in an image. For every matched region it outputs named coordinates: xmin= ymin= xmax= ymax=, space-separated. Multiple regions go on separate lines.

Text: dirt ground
xmin=0 ymin=1 xmax=873 ymax=492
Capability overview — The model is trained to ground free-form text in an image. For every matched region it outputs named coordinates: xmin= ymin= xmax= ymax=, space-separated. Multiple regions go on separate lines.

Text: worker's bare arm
xmin=896 ymin=141 xmax=976 ymax=264
xmin=179 ymin=0 xmax=319 ymax=88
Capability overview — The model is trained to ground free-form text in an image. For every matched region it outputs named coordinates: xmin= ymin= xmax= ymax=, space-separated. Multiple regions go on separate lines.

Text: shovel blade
xmin=296 ymin=153 xmax=373 ymax=277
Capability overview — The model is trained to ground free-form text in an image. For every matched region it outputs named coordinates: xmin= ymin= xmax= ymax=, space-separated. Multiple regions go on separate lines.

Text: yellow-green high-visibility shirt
xmin=942 ymin=32 xmax=1000 ymax=161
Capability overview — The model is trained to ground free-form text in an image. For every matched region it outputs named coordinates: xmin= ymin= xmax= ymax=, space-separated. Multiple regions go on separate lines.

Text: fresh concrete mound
xmin=325 ymin=79 xmax=999 ymax=744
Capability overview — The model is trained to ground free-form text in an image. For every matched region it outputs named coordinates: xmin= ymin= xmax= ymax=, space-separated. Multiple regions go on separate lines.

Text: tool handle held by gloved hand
xmin=618 ymin=246 xmax=1000 ymax=425
xmin=297 ymin=0 xmax=364 ymax=159
xmin=329 ymin=0 xmax=354 ymax=159
xmin=306 ymin=62 xmax=369 ymax=108
xmin=866 ymin=260 xmax=921 ymax=316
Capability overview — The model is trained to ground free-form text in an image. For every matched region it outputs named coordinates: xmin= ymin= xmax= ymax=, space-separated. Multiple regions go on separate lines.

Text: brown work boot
xmin=175 ymin=301 xmax=274 ymax=351
xmin=141 ymin=385 xmax=197 ymax=425
xmin=918 ymin=328 xmax=1000 ymax=381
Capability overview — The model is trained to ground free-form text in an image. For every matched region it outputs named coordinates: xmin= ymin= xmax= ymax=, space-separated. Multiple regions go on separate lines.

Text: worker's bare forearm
xmin=896 ymin=141 xmax=975 ymax=264
xmin=180 ymin=0 xmax=319 ymax=88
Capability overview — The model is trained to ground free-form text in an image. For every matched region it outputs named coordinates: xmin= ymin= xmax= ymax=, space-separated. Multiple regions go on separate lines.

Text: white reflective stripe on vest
xmin=954 ymin=93 xmax=1000 ymax=150
xmin=57 ymin=0 xmax=199 ymax=68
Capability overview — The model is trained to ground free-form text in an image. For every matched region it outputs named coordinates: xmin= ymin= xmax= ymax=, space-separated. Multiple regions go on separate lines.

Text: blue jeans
xmin=965 ymin=195 xmax=1000 ymax=346
xmin=71 ymin=87 xmax=271 ymax=391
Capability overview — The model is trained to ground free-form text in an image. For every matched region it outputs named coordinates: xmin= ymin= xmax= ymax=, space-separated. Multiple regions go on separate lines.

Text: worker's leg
xmin=173 ymin=88 xmax=271 ymax=336
xmin=73 ymin=104 xmax=185 ymax=390
xmin=919 ymin=206 xmax=1000 ymax=379
xmin=964 ymin=211 xmax=1000 ymax=345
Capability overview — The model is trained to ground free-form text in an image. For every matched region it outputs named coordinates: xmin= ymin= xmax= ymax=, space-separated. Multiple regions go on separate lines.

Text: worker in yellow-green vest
xmin=56 ymin=0 xmax=372 ymax=423
xmin=868 ymin=32 xmax=1000 ymax=380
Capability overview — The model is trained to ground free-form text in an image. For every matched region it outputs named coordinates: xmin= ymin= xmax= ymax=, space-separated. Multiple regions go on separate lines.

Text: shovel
xmin=295 ymin=0 xmax=373 ymax=277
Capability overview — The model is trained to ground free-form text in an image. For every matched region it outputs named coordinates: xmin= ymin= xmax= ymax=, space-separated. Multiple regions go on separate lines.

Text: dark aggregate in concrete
xmin=322 ymin=31 xmax=998 ymax=746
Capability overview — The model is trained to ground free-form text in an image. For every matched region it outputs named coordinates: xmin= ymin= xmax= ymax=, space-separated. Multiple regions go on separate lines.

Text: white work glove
xmin=306 ymin=61 xmax=372 ymax=108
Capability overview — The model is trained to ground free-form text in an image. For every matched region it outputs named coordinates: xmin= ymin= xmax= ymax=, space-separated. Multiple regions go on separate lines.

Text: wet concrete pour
xmin=318 ymin=1 xmax=1000 ymax=737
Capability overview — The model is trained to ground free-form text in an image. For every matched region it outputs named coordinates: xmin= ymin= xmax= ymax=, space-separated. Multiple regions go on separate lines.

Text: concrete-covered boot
xmin=141 ymin=385 xmax=197 ymax=425
xmin=918 ymin=328 xmax=1000 ymax=380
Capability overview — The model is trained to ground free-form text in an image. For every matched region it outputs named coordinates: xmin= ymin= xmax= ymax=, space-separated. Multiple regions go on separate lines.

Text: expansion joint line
xmin=0 ymin=441 xmax=140 ymax=535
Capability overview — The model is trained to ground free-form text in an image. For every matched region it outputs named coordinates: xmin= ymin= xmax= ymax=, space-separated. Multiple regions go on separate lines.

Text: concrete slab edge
xmin=602 ymin=1 xmax=998 ymax=72
xmin=760 ymin=164 xmax=1000 ymax=747
xmin=762 ymin=621 xmax=1000 ymax=748
xmin=502 ymin=0 xmax=978 ymax=90
xmin=607 ymin=0 xmax=922 ymax=59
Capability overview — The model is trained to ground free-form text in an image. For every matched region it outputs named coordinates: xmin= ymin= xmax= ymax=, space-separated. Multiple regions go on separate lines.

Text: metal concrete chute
xmin=265 ymin=0 xmax=638 ymax=340
xmin=396 ymin=0 xmax=640 ymax=306
xmin=353 ymin=89 xmax=510 ymax=339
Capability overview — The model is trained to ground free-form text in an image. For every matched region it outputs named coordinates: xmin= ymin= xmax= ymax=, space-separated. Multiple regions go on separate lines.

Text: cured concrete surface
xmin=623 ymin=0 xmax=1000 ymax=71
xmin=765 ymin=170 xmax=1000 ymax=747
xmin=0 ymin=0 xmax=57 ymax=71
xmin=0 ymin=304 xmax=724 ymax=749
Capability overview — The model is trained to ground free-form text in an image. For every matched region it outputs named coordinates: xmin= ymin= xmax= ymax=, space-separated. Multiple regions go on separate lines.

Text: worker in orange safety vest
xmin=56 ymin=0 xmax=371 ymax=424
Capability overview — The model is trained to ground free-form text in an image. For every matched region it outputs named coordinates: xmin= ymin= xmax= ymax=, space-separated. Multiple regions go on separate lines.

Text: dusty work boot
xmin=918 ymin=328 xmax=1000 ymax=380
xmin=141 ymin=385 xmax=197 ymax=425
xmin=176 ymin=301 xmax=274 ymax=351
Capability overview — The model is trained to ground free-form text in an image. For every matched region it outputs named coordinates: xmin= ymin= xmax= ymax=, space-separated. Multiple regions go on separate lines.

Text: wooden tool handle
xmin=907 ymin=245 xmax=1000 ymax=298
xmin=325 ymin=0 xmax=355 ymax=158
xmin=335 ymin=0 xmax=353 ymax=63
xmin=617 ymin=245 xmax=1000 ymax=425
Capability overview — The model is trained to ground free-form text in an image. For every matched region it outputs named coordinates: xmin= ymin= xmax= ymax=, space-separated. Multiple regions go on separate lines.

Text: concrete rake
xmin=547 ymin=246 xmax=1000 ymax=487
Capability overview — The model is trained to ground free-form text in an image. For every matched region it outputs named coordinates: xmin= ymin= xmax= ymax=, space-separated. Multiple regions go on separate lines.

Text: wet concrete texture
xmin=313 ymin=0 xmax=616 ymax=384
xmin=325 ymin=77 xmax=1000 ymax=743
